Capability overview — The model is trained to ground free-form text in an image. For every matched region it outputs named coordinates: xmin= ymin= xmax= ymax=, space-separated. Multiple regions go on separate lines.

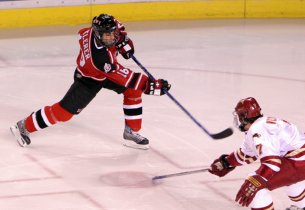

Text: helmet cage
xmin=233 ymin=111 xmax=248 ymax=131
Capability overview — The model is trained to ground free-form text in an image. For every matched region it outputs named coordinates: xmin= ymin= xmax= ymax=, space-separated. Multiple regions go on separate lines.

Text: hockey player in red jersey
xmin=209 ymin=97 xmax=305 ymax=210
xmin=10 ymin=14 xmax=171 ymax=150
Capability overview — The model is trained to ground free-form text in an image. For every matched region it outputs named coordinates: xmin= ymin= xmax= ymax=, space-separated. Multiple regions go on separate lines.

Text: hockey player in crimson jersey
xmin=10 ymin=14 xmax=171 ymax=150
xmin=209 ymin=97 xmax=305 ymax=210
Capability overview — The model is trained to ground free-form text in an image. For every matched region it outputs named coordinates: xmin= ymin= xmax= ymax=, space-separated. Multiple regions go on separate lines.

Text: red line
xmin=0 ymin=154 xmax=60 ymax=183
xmin=204 ymin=183 xmax=234 ymax=202
xmin=150 ymin=147 xmax=206 ymax=169
xmin=0 ymin=191 xmax=106 ymax=210
xmin=0 ymin=176 xmax=60 ymax=183
xmin=200 ymin=178 xmax=243 ymax=184
xmin=0 ymin=155 xmax=106 ymax=209
xmin=78 ymin=191 xmax=107 ymax=210
xmin=0 ymin=191 xmax=76 ymax=199
xmin=24 ymin=154 xmax=60 ymax=177
xmin=200 ymin=178 xmax=245 ymax=202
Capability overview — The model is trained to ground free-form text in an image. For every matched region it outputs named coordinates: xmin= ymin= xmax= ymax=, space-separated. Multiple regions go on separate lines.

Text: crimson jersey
xmin=76 ymin=23 xmax=146 ymax=90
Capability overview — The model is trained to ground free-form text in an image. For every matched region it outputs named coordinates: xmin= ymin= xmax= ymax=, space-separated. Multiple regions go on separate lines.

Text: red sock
xmin=24 ymin=103 xmax=73 ymax=133
xmin=123 ymin=89 xmax=142 ymax=132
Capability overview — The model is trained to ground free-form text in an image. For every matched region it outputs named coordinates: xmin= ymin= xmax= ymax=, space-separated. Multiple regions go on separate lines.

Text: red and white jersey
xmin=229 ymin=116 xmax=305 ymax=180
xmin=75 ymin=23 xmax=146 ymax=90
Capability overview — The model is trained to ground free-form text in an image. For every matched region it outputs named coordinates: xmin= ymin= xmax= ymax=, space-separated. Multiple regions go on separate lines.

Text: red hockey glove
xmin=235 ymin=175 xmax=267 ymax=207
xmin=209 ymin=154 xmax=236 ymax=177
xmin=116 ymin=34 xmax=134 ymax=59
xmin=144 ymin=79 xmax=171 ymax=96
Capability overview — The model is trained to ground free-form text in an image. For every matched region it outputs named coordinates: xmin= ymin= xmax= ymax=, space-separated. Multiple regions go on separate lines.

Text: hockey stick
xmin=152 ymin=168 xmax=209 ymax=180
xmin=131 ymin=55 xmax=233 ymax=140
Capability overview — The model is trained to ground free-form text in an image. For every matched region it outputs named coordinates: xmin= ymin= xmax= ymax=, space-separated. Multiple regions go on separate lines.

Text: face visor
xmin=92 ymin=25 xmax=117 ymax=47
xmin=233 ymin=111 xmax=248 ymax=132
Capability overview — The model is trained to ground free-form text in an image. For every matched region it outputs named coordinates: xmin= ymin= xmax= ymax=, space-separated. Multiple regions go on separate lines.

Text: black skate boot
xmin=123 ymin=126 xmax=149 ymax=150
xmin=10 ymin=120 xmax=31 ymax=147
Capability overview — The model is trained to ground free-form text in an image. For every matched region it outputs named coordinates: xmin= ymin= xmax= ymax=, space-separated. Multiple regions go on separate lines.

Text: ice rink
xmin=0 ymin=18 xmax=305 ymax=210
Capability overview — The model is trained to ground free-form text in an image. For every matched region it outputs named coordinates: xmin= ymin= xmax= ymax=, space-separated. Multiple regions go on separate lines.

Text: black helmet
xmin=92 ymin=14 xmax=117 ymax=47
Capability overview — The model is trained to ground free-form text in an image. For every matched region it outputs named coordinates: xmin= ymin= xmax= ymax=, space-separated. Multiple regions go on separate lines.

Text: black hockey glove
xmin=144 ymin=79 xmax=171 ymax=96
xmin=209 ymin=154 xmax=236 ymax=177
xmin=116 ymin=34 xmax=134 ymax=59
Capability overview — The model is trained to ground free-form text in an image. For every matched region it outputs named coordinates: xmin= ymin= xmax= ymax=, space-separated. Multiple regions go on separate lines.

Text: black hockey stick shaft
xmin=152 ymin=168 xmax=209 ymax=180
xmin=131 ymin=55 xmax=233 ymax=140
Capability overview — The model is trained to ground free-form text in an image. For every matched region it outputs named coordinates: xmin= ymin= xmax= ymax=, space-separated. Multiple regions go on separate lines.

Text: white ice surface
xmin=0 ymin=19 xmax=305 ymax=210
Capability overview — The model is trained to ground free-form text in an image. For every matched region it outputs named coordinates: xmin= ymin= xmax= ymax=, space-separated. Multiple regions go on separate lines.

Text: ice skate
xmin=286 ymin=206 xmax=305 ymax=210
xmin=10 ymin=120 xmax=31 ymax=147
xmin=123 ymin=126 xmax=149 ymax=150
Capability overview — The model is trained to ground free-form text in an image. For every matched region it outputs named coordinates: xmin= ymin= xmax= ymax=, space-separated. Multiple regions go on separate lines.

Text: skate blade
xmin=10 ymin=125 xmax=27 ymax=147
xmin=123 ymin=140 xmax=149 ymax=150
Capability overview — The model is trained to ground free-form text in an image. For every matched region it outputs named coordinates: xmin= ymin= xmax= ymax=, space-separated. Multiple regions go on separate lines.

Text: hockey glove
xmin=144 ymin=79 xmax=171 ymax=96
xmin=208 ymin=154 xmax=236 ymax=177
xmin=116 ymin=34 xmax=134 ymax=59
xmin=235 ymin=175 xmax=267 ymax=207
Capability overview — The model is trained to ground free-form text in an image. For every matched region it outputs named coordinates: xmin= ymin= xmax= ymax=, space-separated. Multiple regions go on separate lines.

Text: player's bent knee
xmin=51 ymin=102 xmax=74 ymax=122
